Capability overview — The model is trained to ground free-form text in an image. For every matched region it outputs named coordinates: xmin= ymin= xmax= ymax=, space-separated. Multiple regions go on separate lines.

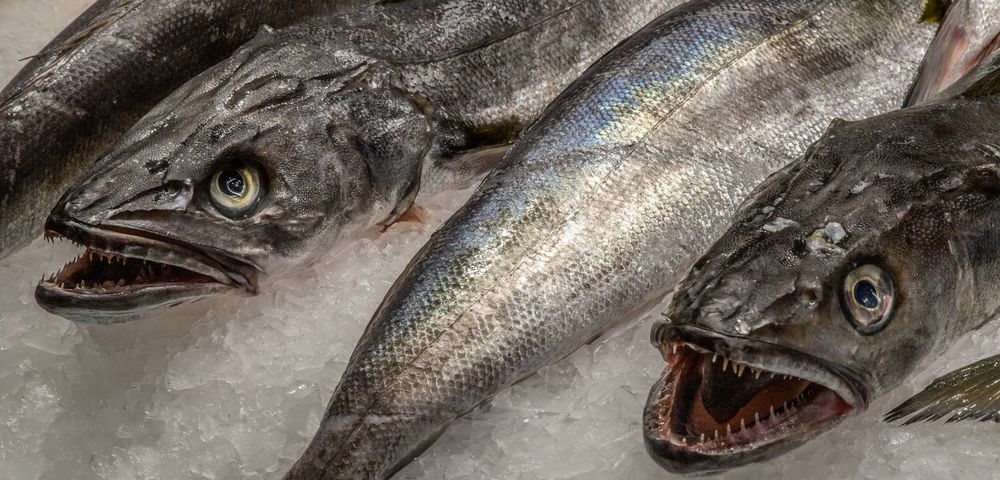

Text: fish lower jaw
xmin=644 ymin=341 xmax=855 ymax=473
xmin=35 ymin=222 xmax=257 ymax=324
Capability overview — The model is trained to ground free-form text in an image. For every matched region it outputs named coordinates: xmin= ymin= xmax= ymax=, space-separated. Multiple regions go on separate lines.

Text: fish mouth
xmin=35 ymin=216 xmax=258 ymax=324
xmin=643 ymin=324 xmax=866 ymax=475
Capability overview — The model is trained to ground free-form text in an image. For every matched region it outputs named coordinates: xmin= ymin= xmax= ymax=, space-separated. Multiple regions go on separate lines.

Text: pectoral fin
xmin=884 ymin=354 xmax=1000 ymax=425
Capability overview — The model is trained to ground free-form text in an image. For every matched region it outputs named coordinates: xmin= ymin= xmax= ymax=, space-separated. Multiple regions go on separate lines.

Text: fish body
xmin=36 ymin=0 xmax=681 ymax=322
xmin=288 ymin=0 xmax=936 ymax=478
xmin=0 ymin=0 xmax=376 ymax=259
xmin=648 ymin=11 xmax=1000 ymax=477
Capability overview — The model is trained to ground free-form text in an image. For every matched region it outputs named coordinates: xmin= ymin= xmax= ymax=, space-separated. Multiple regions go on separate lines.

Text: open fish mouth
xmin=35 ymin=217 xmax=258 ymax=324
xmin=643 ymin=325 xmax=865 ymax=474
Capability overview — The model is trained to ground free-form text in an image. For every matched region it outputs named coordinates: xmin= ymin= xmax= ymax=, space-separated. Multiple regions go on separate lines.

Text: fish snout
xmin=53 ymin=177 xmax=195 ymax=227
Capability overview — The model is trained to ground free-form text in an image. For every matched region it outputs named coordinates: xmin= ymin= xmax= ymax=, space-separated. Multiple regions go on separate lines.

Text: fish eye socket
xmin=841 ymin=264 xmax=894 ymax=334
xmin=209 ymin=162 xmax=265 ymax=218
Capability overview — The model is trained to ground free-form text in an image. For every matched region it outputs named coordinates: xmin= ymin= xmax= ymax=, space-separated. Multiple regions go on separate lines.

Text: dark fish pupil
xmin=854 ymin=280 xmax=879 ymax=309
xmin=219 ymin=170 xmax=245 ymax=197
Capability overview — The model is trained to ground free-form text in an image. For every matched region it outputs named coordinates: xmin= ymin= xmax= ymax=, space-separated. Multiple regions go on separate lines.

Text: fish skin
xmin=41 ymin=0 xmax=681 ymax=323
xmin=657 ymin=46 xmax=1000 ymax=470
xmin=0 ymin=0 xmax=376 ymax=259
xmin=286 ymin=0 xmax=935 ymax=478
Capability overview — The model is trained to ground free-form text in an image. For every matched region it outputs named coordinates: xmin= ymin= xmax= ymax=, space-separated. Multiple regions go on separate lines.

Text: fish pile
xmin=3 ymin=0 xmax=1000 ymax=479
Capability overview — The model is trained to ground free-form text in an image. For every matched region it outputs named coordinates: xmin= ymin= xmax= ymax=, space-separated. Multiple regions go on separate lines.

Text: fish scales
xmin=0 ymin=0 xmax=376 ymax=259
xmin=35 ymin=0 xmax=683 ymax=322
xmin=289 ymin=0 xmax=934 ymax=478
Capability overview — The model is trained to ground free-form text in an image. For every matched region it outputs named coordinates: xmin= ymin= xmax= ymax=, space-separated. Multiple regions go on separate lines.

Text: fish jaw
xmin=35 ymin=214 xmax=259 ymax=324
xmin=643 ymin=324 xmax=864 ymax=474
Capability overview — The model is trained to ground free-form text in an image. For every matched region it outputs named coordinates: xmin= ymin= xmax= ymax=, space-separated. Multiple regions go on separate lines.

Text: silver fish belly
xmin=0 ymin=0 xmax=374 ymax=259
xmin=288 ymin=0 xmax=935 ymax=478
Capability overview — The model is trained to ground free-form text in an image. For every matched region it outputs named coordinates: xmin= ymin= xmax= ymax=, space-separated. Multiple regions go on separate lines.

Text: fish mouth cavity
xmin=35 ymin=217 xmax=259 ymax=324
xmin=643 ymin=325 xmax=865 ymax=474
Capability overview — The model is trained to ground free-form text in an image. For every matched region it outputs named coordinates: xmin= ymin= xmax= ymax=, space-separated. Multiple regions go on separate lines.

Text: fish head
xmin=644 ymin=108 xmax=1000 ymax=473
xmin=35 ymin=32 xmax=432 ymax=323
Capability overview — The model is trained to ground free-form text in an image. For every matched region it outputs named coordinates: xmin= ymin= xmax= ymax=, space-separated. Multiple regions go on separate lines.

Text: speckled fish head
xmin=35 ymin=30 xmax=432 ymax=323
xmin=645 ymin=101 xmax=1000 ymax=473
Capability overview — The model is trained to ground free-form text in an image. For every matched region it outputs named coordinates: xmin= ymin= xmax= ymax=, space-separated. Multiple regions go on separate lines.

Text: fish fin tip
xmin=380 ymin=204 xmax=430 ymax=232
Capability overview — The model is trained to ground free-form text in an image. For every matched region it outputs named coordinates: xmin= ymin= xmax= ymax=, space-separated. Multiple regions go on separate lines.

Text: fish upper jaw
xmin=643 ymin=323 xmax=867 ymax=474
xmin=34 ymin=212 xmax=260 ymax=324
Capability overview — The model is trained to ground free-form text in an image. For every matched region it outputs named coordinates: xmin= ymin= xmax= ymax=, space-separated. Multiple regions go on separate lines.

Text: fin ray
xmin=884 ymin=354 xmax=1000 ymax=425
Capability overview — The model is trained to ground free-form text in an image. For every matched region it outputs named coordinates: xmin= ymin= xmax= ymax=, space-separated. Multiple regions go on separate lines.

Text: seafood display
xmin=287 ymin=0 xmax=936 ymax=477
xmin=3 ymin=0 xmax=1000 ymax=479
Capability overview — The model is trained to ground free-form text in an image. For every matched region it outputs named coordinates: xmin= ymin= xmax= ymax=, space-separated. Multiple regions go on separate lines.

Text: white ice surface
xmin=3 ymin=1 xmax=1000 ymax=479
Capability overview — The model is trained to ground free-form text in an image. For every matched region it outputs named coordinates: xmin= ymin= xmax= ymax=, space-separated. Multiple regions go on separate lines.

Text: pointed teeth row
xmin=668 ymin=386 xmax=820 ymax=447
xmin=708 ymin=352 xmax=759 ymax=378
xmin=666 ymin=342 xmax=800 ymax=381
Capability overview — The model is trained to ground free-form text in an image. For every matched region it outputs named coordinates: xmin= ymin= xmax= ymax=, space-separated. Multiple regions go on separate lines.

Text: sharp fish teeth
xmin=737 ymin=364 xmax=745 ymax=377
xmin=671 ymin=343 xmax=678 ymax=355
xmin=711 ymin=353 xmax=718 ymax=363
xmin=722 ymin=358 xmax=729 ymax=371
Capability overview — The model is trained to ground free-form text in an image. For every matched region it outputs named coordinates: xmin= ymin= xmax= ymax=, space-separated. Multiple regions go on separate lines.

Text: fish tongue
xmin=701 ymin=362 xmax=776 ymax=423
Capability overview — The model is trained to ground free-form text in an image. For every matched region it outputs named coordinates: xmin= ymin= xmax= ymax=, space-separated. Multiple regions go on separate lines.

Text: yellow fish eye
xmin=210 ymin=163 xmax=263 ymax=217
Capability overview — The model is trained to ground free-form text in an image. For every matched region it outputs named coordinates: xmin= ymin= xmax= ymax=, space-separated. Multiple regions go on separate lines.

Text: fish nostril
xmin=163 ymin=180 xmax=190 ymax=197
xmin=154 ymin=180 xmax=193 ymax=209
xmin=799 ymin=288 xmax=820 ymax=306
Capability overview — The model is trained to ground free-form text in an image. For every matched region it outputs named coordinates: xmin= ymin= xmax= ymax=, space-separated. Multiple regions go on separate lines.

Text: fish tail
xmin=284 ymin=404 xmax=448 ymax=480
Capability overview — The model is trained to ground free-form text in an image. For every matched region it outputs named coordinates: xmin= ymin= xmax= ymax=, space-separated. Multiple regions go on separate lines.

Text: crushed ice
xmin=3 ymin=2 xmax=1000 ymax=479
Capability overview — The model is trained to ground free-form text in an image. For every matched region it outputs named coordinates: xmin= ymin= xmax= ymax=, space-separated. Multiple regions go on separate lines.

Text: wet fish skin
xmin=655 ymin=30 xmax=1000 ymax=476
xmin=288 ymin=0 xmax=935 ymax=478
xmin=40 ymin=0 xmax=679 ymax=322
xmin=0 ymin=0 xmax=375 ymax=259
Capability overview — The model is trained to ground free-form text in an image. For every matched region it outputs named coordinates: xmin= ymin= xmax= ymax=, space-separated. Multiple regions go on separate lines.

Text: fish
xmin=34 ymin=0 xmax=681 ymax=324
xmin=645 ymin=18 xmax=1000 ymax=477
xmin=284 ymin=0 xmax=936 ymax=478
xmin=0 ymin=0 xmax=377 ymax=260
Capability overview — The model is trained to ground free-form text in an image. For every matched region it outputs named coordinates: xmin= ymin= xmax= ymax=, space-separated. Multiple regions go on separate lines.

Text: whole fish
xmin=645 ymin=12 xmax=1000 ymax=478
xmin=0 ymin=0 xmax=376 ymax=259
xmin=35 ymin=0 xmax=681 ymax=323
xmin=285 ymin=1 xmax=935 ymax=478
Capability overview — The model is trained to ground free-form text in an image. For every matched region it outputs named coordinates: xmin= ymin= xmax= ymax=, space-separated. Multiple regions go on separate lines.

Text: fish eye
xmin=841 ymin=264 xmax=894 ymax=334
xmin=209 ymin=162 xmax=265 ymax=218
